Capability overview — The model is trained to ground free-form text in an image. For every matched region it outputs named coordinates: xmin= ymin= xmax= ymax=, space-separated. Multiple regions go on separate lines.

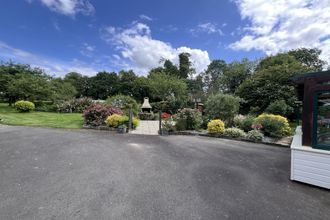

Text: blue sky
xmin=0 ymin=0 xmax=329 ymax=76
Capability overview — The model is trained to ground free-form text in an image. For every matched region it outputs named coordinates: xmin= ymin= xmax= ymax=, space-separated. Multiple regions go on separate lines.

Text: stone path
xmin=130 ymin=120 xmax=159 ymax=135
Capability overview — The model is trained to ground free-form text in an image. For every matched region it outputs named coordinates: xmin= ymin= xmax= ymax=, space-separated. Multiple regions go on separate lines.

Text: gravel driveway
xmin=0 ymin=126 xmax=329 ymax=220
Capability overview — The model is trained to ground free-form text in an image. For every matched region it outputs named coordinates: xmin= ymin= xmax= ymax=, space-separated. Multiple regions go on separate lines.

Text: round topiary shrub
xmin=254 ymin=113 xmax=291 ymax=138
xmin=246 ymin=130 xmax=264 ymax=141
xmin=105 ymin=114 xmax=127 ymax=128
xmin=224 ymin=128 xmax=246 ymax=138
xmin=207 ymin=119 xmax=225 ymax=134
xmin=14 ymin=100 xmax=35 ymax=112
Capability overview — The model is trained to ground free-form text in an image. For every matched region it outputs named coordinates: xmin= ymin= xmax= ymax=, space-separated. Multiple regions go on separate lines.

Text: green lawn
xmin=0 ymin=103 xmax=84 ymax=129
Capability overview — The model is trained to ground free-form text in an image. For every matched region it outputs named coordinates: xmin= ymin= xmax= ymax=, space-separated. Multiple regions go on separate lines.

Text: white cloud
xmin=139 ymin=14 xmax=153 ymax=21
xmin=190 ymin=22 xmax=224 ymax=36
xmin=101 ymin=23 xmax=211 ymax=75
xmin=230 ymin=0 xmax=330 ymax=64
xmin=80 ymin=43 xmax=95 ymax=57
xmin=0 ymin=41 xmax=98 ymax=76
xmin=28 ymin=0 xmax=95 ymax=16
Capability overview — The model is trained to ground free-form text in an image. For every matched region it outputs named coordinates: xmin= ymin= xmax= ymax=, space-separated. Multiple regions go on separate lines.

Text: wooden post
xmin=128 ymin=108 xmax=133 ymax=131
xmin=159 ymin=111 xmax=162 ymax=135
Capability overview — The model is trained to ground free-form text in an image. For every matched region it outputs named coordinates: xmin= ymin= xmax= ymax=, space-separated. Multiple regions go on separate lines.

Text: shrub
xmin=161 ymin=112 xmax=171 ymax=119
xmin=83 ymin=103 xmax=123 ymax=126
xmin=247 ymin=130 xmax=264 ymax=141
xmin=205 ymin=93 xmax=241 ymax=125
xmin=175 ymin=108 xmax=202 ymax=131
xmin=105 ymin=114 xmax=127 ymax=127
xmin=254 ymin=113 xmax=291 ymax=138
xmin=207 ymin=119 xmax=225 ymax=134
xmin=162 ymin=118 xmax=176 ymax=132
xmin=240 ymin=115 xmax=256 ymax=132
xmin=15 ymin=100 xmax=35 ymax=112
xmin=58 ymin=97 xmax=93 ymax=113
xmin=224 ymin=128 xmax=246 ymax=138
xmin=150 ymin=98 xmax=186 ymax=114
xmin=233 ymin=115 xmax=246 ymax=127
xmin=132 ymin=118 xmax=140 ymax=129
xmin=265 ymin=100 xmax=294 ymax=117
xmin=105 ymin=95 xmax=139 ymax=116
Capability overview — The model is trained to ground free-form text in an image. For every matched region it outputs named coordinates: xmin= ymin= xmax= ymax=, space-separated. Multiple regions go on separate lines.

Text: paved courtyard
xmin=0 ymin=125 xmax=329 ymax=220
xmin=130 ymin=120 xmax=159 ymax=135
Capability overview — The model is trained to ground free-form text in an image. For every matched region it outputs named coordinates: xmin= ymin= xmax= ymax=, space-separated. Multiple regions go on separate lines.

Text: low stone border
xmin=82 ymin=125 xmax=117 ymax=131
xmin=167 ymin=130 xmax=292 ymax=147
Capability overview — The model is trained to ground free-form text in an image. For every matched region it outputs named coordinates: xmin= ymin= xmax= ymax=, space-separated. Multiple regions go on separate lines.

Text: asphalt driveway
xmin=0 ymin=125 xmax=329 ymax=220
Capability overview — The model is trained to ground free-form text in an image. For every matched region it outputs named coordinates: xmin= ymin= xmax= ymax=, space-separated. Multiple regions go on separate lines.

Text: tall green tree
xmin=148 ymin=70 xmax=187 ymax=101
xmin=236 ymin=53 xmax=310 ymax=113
xmin=179 ymin=53 xmax=194 ymax=79
xmin=202 ymin=60 xmax=226 ymax=93
xmin=88 ymin=71 xmax=119 ymax=99
xmin=288 ymin=48 xmax=326 ymax=71
xmin=220 ymin=59 xmax=255 ymax=94
xmin=50 ymin=78 xmax=77 ymax=101
xmin=118 ymin=70 xmax=137 ymax=97
xmin=163 ymin=59 xmax=180 ymax=76
xmin=6 ymin=74 xmax=52 ymax=103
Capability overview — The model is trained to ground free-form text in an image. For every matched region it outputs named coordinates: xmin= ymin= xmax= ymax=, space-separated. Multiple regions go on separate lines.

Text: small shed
xmin=291 ymin=70 xmax=330 ymax=189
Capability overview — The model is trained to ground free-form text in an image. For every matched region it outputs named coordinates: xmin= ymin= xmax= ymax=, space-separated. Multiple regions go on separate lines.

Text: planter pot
xmin=291 ymin=126 xmax=330 ymax=189
xmin=117 ymin=127 xmax=127 ymax=133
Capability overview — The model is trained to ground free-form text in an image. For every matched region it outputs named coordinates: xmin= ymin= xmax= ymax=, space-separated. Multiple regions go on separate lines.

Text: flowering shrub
xmin=251 ymin=123 xmax=263 ymax=130
xmin=233 ymin=115 xmax=246 ymax=127
xmin=247 ymin=130 xmax=264 ymax=141
xmin=58 ymin=97 xmax=93 ymax=113
xmin=224 ymin=128 xmax=246 ymax=138
xmin=161 ymin=112 xmax=171 ymax=119
xmin=83 ymin=103 xmax=123 ymax=126
xmin=105 ymin=114 xmax=127 ymax=127
xmin=254 ymin=113 xmax=291 ymax=138
xmin=207 ymin=119 xmax=225 ymax=134
xmin=175 ymin=108 xmax=202 ymax=131
xmin=15 ymin=100 xmax=35 ymax=112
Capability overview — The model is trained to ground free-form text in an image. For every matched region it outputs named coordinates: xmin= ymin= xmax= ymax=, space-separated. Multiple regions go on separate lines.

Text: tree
xmin=220 ymin=59 xmax=254 ymax=94
xmin=288 ymin=48 xmax=326 ymax=71
xmin=6 ymin=74 xmax=52 ymax=102
xmin=236 ymin=53 xmax=310 ymax=113
xmin=88 ymin=71 xmax=119 ymax=99
xmin=118 ymin=70 xmax=137 ymax=97
xmin=202 ymin=60 xmax=227 ymax=93
xmin=50 ymin=78 xmax=77 ymax=101
xmin=179 ymin=53 xmax=194 ymax=78
xmin=64 ymin=72 xmax=85 ymax=97
xmin=148 ymin=71 xmax=187 ymax=101
xmin=0 ymin=62 xmax=46 ymax=104
xmin=187 ymin=75 xmax=204 ymax=102
xmin=163 ymin=59 xmax=180 ymax=76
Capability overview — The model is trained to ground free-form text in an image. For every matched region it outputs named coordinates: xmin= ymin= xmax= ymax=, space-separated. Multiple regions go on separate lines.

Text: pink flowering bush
xmin=83 ymin=103 xmax=123 ymax=126
xmin=251 ymin=123 xmax=263 ymax=130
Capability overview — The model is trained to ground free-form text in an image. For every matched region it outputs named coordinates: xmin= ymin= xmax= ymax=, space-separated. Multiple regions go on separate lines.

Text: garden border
xmin=166 ymin=131 xmax=292 ymax=147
